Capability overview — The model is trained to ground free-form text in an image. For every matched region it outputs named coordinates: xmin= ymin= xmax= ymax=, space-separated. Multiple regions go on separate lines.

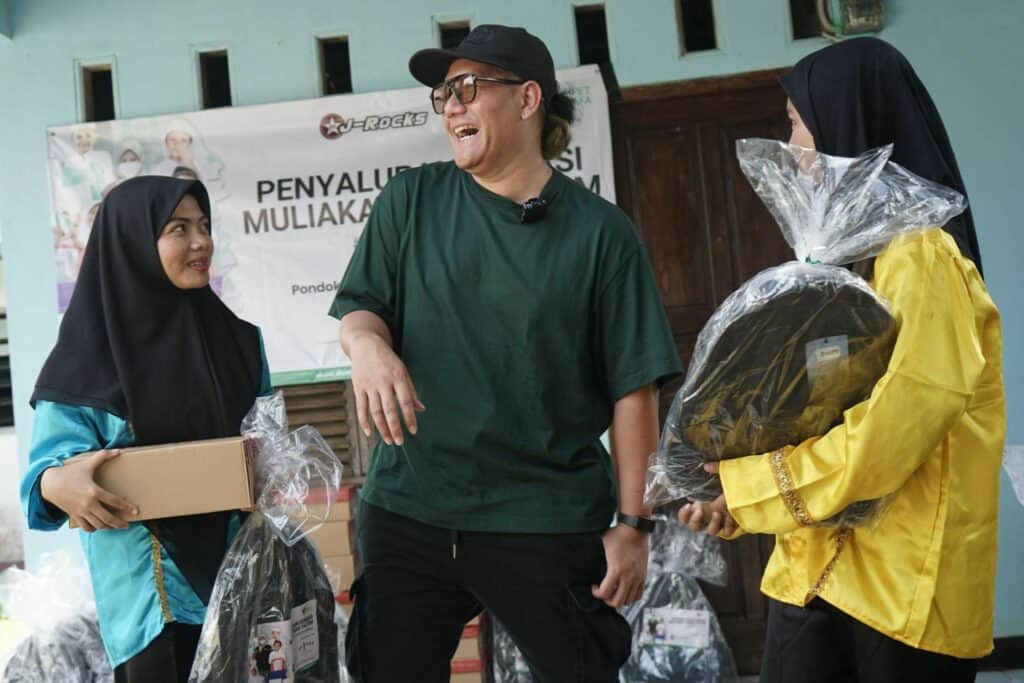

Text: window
xmin=319 ymin=37 xmax=353 ymax=96
xmin=790 ymin=0 xmax=821 ymax=39
xmin=82 ymin=64 xmax=115 ymax=122
xmin=575 ymin=5 xmax=610 ymax=66
xmin=678 ymin=0 xmax=717 ymax=53
xmin=199 ymin=50 xmax=232 ymax=109
xmin=440 ymin=21 xmax=470 ymax=50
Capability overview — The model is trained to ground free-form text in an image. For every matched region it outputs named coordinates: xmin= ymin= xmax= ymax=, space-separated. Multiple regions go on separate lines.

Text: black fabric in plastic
xmin=490 ymin=617 xmax=534 ymax=683
xmin=2 ymin=613 xmax=112 ymax=683
xmin=188 ymin=513 xmax=339 ymax=682
xmin=648 ymin=514 xmax=728 ymax=588
xmin=619 ymin=573 xmax=738 ymax=683
xmin=334 ymin=604 xmax=351 ymax=683
xmin=660 ymin=261 xmax=898 ymax=507
xmin=646 ymin=141 xmax=968 ymax=527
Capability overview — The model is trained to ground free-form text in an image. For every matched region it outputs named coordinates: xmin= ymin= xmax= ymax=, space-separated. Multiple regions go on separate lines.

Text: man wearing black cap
xmin=329 ymin=25 xmax=681 ymax=682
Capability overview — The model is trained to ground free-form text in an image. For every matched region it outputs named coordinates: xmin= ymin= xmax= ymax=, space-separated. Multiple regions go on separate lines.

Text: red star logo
xmin=320 ymin=114 xmax=345 ymax=140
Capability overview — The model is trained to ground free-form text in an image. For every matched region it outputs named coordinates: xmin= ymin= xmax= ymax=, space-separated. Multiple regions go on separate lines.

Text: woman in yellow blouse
xmin=679 ymin=38 xmax=1005 ymax=682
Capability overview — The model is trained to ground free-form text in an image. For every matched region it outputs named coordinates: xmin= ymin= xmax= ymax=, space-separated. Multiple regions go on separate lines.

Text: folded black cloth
xmin=189 ymin=513 xmax=339 ymax=683
xmin=660 ymin=261 xmax=898 ymax=509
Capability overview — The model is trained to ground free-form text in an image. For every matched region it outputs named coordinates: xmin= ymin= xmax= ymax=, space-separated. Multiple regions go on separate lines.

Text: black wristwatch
xmin=617 ymin=513 xmax=655 ymax=533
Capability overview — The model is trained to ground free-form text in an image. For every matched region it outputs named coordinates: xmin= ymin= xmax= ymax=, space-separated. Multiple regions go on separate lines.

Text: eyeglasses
xmin=430 ymin=73 xmax=526 ymax=114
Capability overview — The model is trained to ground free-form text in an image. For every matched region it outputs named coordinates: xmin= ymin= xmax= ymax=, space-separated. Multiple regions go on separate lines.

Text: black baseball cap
xmin=409 ymin=25 xmax=557 ymax=103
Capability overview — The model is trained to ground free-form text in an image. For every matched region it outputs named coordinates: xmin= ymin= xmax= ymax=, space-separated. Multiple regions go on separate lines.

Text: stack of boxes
xmin=451 ymin=615 xmax=484 ymax=683
xmin=306 ymin=484 xmax=359 ymax=596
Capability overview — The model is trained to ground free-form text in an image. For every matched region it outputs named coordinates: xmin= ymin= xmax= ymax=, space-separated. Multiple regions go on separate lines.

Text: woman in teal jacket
xmin=21 ymin=176 xmax=270 ymax=682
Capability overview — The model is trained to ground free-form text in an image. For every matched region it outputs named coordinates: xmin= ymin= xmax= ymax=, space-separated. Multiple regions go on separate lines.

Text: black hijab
xmin=780 ymin=37 xmax=983 ymax=276
xmin=33 ymin=175 xmax=263 ymax=604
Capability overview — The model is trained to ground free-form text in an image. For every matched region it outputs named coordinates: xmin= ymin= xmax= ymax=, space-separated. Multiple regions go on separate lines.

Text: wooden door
xmin=612 ymin=69 xmax=793 ymax=675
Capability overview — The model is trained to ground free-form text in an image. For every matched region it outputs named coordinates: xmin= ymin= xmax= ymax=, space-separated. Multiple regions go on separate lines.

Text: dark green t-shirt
xmin=329 ymin=161 xmax=681 ymax=533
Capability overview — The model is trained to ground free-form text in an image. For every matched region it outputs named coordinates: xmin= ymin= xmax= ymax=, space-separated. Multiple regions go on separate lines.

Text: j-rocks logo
xmin=319 ymin=110 xmax=429 ymax=140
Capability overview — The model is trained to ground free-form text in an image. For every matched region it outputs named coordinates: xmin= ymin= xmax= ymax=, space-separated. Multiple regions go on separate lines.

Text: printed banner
xmin=46 ymin=65 xmax=615 ymax=385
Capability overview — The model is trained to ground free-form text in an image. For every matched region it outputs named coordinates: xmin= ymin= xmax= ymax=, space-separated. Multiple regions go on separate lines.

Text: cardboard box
xmin=306 ymin=520 xmax=354 ymax=557
xmin=450 ymin=659 xmax=483 ymax=683
xmin=323 ymin=554 xmax=358 ymax=594
xmin=335 ymin=591 xmax=353 ymax=616
xmin=69 ymin=437 xmax=254 ymax=526
xmin=306 ymin=484 xmax=359 ymax=522
xmin=453 ymin=636 xmax=480 ymax=660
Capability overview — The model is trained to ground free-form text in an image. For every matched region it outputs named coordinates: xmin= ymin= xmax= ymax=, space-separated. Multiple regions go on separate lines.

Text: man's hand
xmin=676 ymin=462 xmax=738 ymax=536
xmin=348 ymin=331 xmax=425 ymax=446
xmin=592 ymin=524 xmax=649 ymax=608
xmin=40 ymin=450 xmax=137 ymax=532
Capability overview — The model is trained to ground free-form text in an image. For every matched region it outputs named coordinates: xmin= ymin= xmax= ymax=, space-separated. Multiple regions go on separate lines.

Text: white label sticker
xmin=805 ymin=335 xmax=850 ymax=382
xmin=638 ymin=608 xmax=711 ymax=648
xmin=815 ymin=345 xmax=843 ymax=364
xmin=290 ymin=599 xmax=320 ymax=672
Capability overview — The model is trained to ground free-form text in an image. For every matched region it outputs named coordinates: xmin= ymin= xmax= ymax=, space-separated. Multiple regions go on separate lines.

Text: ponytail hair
xmin=541 ymin=91 xmax=575 ymax=160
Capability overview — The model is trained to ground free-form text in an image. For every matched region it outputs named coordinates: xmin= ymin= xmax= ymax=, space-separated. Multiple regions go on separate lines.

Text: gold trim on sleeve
xmin=770 ymin=448 xmax=816 ymax=527
xmin=149 ymin=532 xmax=174 ymax=623
xmin=811 ymin=527 xmax=853 ymax=596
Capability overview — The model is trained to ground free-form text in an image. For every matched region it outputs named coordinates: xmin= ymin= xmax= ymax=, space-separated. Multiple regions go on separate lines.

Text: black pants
xmin=345 ymin=502 xmax=631 ymax=683
xmin=113 ymin=622 xmax=202 ymax=683
xmin=761 ymin=598 xmax=978 ymax=683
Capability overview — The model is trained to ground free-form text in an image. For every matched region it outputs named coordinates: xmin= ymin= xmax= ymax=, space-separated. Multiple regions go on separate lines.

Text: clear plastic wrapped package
xmin=1005 ymin=446 xmax=1024 ymax=508
xmin=646 ymin=140 xmax=966 ymax=526
xmin=189 ymin=392 xmax=343 ymax=683
xmin=490 ymin=617 xmax=535 ymax=683
xmin=334 ymin=603 xmax=351 ymax=683
xmin=0 ymin=551 xmax=112 ymax=682
xmin=0 ymin=506 xmax=24 ymax=567
xmin=649 ymin=509 xmax=727 ymax=588
xmin=619 ymin=573 xmax=738 ymax=683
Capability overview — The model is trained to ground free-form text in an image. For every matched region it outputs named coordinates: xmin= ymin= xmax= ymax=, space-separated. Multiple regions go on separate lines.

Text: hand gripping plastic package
xmin=645 ymin=140 xmax=966 ymax=527
xmin=0 ymin=551 xmax=112 ymax=682
xmin=189 ymin=392 xmax=343 ymax=683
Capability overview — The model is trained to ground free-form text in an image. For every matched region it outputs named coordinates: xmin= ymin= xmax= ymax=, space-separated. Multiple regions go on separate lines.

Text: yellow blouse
xmin=719 ymin=228 xmax=1005 ymax=659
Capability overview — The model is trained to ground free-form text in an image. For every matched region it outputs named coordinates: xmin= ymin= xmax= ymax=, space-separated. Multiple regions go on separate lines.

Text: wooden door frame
xmin=616 ymin=67 xmax=789 ymax=103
